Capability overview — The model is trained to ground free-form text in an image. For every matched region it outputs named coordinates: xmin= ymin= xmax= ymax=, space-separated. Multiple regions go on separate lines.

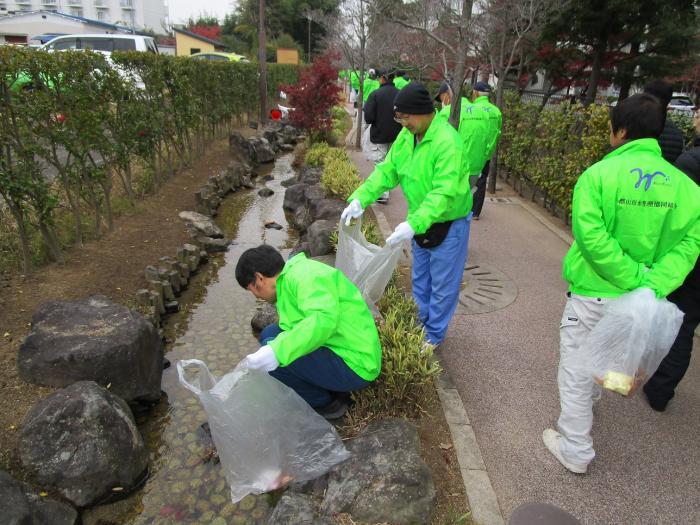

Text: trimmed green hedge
xmin=499 ymin=91 xmax=610 ymax=215
xmin=0 ymin=47 xmax=299 ymax=273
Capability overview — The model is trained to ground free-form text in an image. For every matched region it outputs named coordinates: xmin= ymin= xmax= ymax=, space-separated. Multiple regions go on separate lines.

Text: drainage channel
xmin=83 ymin=153 xmax=297 ymax=525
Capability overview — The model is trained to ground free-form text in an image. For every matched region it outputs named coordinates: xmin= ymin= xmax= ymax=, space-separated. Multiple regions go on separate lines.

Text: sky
xmin=166 ymin=0 xmax=235 ymax=25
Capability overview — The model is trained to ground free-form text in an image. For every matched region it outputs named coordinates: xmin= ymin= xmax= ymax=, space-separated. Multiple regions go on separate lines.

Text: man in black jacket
xmin=364 ymin=69 xmax=402 ymax=203
xmin=644 ymin=109 xmax=700 ymax=411
xmin=643 ymin=80 xmax=685 ymax=163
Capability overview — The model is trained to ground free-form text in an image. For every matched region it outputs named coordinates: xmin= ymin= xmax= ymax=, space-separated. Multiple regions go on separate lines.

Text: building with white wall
xmin=0 ymin=0 xmax=167 ymax=32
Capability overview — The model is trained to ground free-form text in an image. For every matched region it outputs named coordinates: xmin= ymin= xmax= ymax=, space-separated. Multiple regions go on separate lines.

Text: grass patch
xmin=346 ymin=284 xmax=441 ymax=424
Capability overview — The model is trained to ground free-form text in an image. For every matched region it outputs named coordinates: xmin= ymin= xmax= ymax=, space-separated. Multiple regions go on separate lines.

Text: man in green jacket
xmin=393 ymin=71 xmax=410 ymax=90
xmin=362 ymin=68 xmax=380 ymax=104
xmin=435 ymin=82 xmax=490 ymax=188
xmin=237 ymin=245 xmax=381 ymax=420
xmin=543 ymin=93 xmax=700 ymax=474
xmin=471 ymin=82 xmax=502 ymax=219
xmin=341 ymin=83 xmax=471 ymax=347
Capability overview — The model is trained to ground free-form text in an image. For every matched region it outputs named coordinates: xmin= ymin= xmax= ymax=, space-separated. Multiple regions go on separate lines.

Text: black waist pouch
xmin=413 ymin=219 xmax=454 ymax=249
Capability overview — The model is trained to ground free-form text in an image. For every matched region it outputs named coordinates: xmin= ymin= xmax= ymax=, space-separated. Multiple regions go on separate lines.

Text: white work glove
xmin=244 ymin=345 xmax=279 ymax=372
xmin=386 ymin=221 xmax=415 ymax=245
xmin=340 ymin=199 xmax=364 ymax=226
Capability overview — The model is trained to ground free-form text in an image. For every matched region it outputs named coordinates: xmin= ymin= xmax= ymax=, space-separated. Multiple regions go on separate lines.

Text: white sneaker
xmin=542 ymin=429 xmax=588 ymax=474
xmin=420 ymin=340 xmax=437 ymax=355
xmin=377 ymin=192 xmax=390 ymax=204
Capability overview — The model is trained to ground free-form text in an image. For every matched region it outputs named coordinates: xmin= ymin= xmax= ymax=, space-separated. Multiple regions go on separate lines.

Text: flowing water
xmin=83 ymin=153 xmax=298 ymax=525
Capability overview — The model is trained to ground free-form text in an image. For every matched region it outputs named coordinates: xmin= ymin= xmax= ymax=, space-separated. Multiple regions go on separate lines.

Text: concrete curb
xmin=371 ymin=205 xmax=506 ymax=525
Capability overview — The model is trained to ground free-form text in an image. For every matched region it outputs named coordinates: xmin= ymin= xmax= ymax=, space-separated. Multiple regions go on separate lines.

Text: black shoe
xmin=315 ymin=398 xmax=348 ymax=420
xmin=643 ymin=385 xmax=668 ymax=412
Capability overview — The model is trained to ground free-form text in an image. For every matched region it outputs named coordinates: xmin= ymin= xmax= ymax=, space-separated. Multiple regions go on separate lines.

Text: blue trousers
xmin=412 ymin=216 xmax=470 ymax=345
xmin=259 ymin=324 xmax=370 ymax=408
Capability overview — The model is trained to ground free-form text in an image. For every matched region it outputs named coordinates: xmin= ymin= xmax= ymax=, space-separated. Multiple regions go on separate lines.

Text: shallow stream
xmin=83 ymin=153 xmax=297 ymax=525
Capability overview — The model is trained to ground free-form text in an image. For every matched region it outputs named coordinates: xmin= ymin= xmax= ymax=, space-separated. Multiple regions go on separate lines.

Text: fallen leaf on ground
xmin=439 ymin=442 xmax=453 ymax=450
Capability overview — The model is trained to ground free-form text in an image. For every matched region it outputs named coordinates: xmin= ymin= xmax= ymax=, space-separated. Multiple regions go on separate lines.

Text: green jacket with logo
xmin=349 ymin=114 xmax=471 ymax=234
xmin=268 ymin=253 xmax=381 ymax=381
xmin=438 ymin=98 xmax=490 ymax=177
xmin=473 ymin=95 xmax=502 ymax=159
xmin=563 ymin=138 xmax=700 ymax=298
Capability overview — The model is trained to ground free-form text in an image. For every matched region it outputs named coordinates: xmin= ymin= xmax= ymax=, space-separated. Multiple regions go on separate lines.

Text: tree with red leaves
xmin=283 ymin=51 xmax=342 ymax=142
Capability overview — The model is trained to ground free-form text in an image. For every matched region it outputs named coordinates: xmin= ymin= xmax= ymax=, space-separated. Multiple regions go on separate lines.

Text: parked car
xmin=189 ymin=51 xmax=248 ymax=63
xmin=41 ymin=34 xmax=159 ymax=54
xmin=668 ymin=93 xmax=696 ymax=116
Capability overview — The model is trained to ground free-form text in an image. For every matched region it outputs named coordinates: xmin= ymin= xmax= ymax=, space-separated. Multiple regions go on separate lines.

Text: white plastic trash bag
xmin=335 ymin=218 xmax=402 ymax=307
xmin=581 ymin=288 xmax=683 ymax=396
xmin=177 ymin=359 xmax=350 ymax=503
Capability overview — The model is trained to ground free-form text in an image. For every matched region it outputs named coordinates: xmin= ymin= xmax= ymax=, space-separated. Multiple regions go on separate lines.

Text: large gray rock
xmin=291 ymin=207 xmax=312 ymax=233
xmin=283 ymin=183 xmax=308 ymax=212
xmin=229 ymin=132 xmax=276 ymax=164
xmin=309 ymin=198 xmax=345 ymax=223
xmin=321 ymin=418 xmax=435 ymax=524
xmin=18 ymin=381 xmax=148 ymax=508
xmin=307 ymin=220 xmax=335 ymax=257
xmin=17 ymin=296 xmax=163 ymax=403
xmin=303 ymin=184 xmax=326 ymax=206
xmin=178 ymin=211 xmax=224 ymax=238
xmin=267 ymin=493 xmax=334 ymax=525
xmin=0 ymin=470 xmax=78 ymax=525
xmin=197 ymin=236 xmax=231 ymax=253
xmin=251 ymin=302 xmax=279 ymax=333
xmin=297 ymin=166 xmax=322 ymax=185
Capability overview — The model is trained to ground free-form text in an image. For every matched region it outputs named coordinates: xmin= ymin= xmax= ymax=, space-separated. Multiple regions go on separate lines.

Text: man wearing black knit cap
xmin=341 ymin=83 xmax=472 ymax=348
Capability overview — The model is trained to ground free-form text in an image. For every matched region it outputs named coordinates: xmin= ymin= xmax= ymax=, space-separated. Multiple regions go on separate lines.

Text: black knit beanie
xmin=393 ymin=82 xmax=435 ymax=115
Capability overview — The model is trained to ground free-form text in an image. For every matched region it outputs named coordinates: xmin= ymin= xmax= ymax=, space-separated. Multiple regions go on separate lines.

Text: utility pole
xmin=258 ymin=0 xmax=268 ymax=125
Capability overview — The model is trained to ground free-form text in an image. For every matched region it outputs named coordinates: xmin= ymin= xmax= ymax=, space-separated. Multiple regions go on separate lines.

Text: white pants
xmin=557 ymin=293 xmax=609 ymax=465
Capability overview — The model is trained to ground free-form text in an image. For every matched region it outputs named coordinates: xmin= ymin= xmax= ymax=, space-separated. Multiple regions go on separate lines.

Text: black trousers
xmin=644 ymin=278 xmax=700 ymax=408
xmin=472 ymin=160 xmax=489 ymax=217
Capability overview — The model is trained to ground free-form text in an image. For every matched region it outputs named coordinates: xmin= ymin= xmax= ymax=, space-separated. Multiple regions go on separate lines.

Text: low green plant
xmin=304 ymin=141 xmax=332 ymax=166
xmin=669 ymin=112 xmax=696 ymax=149
xmin=321 ymin=156 xmax=362 ymax=201
xmin=350 ymin=284 xmax=442 ymax=419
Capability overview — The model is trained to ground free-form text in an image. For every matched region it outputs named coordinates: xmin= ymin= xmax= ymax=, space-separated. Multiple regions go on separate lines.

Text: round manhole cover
xmin=458 ymin=263 xmax=518 ymax=314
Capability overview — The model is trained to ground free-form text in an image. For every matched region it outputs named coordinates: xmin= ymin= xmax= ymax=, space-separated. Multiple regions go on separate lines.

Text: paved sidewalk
xmin=348 ymin=145 xmax=700 ymax=524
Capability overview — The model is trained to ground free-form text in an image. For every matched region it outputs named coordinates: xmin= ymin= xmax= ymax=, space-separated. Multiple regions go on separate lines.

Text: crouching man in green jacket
xmin=543 ymin=93 xmax=700 ymax=474
xmin=236 ymin=245 xmax=382 ymax=420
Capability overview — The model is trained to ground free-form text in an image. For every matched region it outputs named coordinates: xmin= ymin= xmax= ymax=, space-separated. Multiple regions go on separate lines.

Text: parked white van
xmin=41 ymin=34 xmax=159 ymax=54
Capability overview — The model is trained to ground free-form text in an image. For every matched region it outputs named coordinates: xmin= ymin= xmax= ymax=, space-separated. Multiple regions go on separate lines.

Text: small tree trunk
xmin=100 ymin=177 xmax=114 ymax=231
xmin=6 ymin=201 xmax=32 ymax=273
xmin=584 ymin=39 xmax=606 ymax=106
xmin=37 ymin=220 xmax=64 ymax=264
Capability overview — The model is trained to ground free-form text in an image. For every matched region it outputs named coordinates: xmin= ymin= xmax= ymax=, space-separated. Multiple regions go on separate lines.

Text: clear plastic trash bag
xmin=581 ymin=288 xmax=683 ymax=396
xmin=177 ymin=359 xmax=351 ymax=503
xmin=335 ymin=218 xmax=402 ymax=308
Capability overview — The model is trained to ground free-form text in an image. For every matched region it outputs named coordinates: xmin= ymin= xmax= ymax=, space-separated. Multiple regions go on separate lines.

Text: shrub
xmin=282 ymin=51 xmax=341 ymax=143
xmin=349 ymin=284 xmax=441 ymax=420
xmin=304 ymin=141 xmax=332 ymax=166
xmin=321 ymin=156 xmax=362 ymax=201
xmin=669 ymin=112 xmax=696 ymax=148
xmin=499 ymin=91 xmax=610 ymax=214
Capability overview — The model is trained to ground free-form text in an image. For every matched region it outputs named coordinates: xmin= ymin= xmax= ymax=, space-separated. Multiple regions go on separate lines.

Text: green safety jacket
xmin=349 ymin=71 xmax=360 ymax=91
xmin=349 ymin=114 xmax=471 ymax=234
xmin=473 ymin=95 xmax=502 ymax=159
xmin=268 ymin=253 xmax=382 ymax=381
xmin=563 ymin=138 xmax=700 ymax=298
xmin=438 ymin=98 xmax=490 ymax=177
xmin=363 ymin=78 xmax=380 ymax=102
xmin=393 ymin=76 xmax=409 ymax=90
